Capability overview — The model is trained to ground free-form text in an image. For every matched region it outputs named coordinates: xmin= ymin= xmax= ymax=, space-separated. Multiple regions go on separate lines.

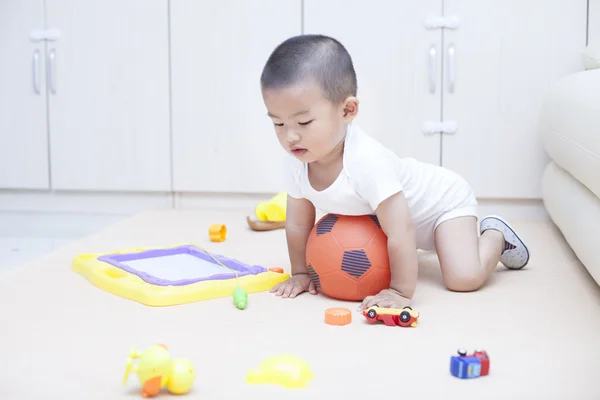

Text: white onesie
xmin=284 ymin=123 xmax=478 ymax=251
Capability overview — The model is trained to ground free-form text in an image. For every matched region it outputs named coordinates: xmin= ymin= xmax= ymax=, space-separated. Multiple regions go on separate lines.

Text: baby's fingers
xmin=269 ymin=282 xmax=283 ymax=293
xmin=308 ymin=280 xmax=318 ymax=295
xmin=273 ymin=282 xmax=289 ymax=296
xmin=281 ymin=283 xmax=297 ymax=298
xmin=288 ymin=284 xmax=305 ymax=298
xmin=357 ymin=295 xmax=378 ymax=311
xmin=375 ymin=298 xmax=396 ymax=308
xmin=357 ymin=296 xmax=372 ymax=311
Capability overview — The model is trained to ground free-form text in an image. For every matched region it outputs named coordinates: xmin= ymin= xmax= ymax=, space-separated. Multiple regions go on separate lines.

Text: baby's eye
xmin=273 ymin=122 xmax=284 ymax=127
xmin=299 ymin=120 xmax=314 ymax=126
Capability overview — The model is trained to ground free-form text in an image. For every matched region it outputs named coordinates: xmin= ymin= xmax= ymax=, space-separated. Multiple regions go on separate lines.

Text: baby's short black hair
xmin=260 ymin=34 xmax=357 ymax=104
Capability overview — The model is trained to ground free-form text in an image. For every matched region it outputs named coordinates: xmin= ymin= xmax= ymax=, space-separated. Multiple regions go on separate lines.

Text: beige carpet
xmin=0 ymin=209 xmax=599 ymax=399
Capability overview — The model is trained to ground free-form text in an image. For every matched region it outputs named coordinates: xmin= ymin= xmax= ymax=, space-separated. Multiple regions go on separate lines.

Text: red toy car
xmin=362 ymin=306 xmax=419 ymax=327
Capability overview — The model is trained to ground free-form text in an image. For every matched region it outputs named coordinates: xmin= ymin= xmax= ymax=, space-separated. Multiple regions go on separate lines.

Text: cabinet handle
xmin=428 ymin=45 xmax=436 ymax=93
xmin=422 ymin=120 xmax=457 ymax=135
xmin=48 ymin=49 xmax=56 ymax=94
xmin=32 ymin=50 xmax=40 ymax=94
xmin=447 ymin=44 xmax=455 ymax=93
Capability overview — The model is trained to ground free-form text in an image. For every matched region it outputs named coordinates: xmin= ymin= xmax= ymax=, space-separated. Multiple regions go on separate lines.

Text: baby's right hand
xmin=270 ymin=273 xmax=317 ymax=298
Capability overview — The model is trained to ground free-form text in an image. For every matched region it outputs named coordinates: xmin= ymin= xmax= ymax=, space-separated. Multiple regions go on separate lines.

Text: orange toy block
xmin=324 ymin=307 xmax=352 ymax=326
xmin=209 ymin=224 xmax=227 ymax=242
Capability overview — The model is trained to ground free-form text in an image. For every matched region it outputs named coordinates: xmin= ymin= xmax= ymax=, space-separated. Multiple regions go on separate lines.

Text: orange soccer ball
xmin=305 ymin=214 xmax=390 ymax=301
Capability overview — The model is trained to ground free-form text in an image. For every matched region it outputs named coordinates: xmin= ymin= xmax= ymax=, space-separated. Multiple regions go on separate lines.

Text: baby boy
xmin=260 ymin=34 xmax=530 ymax=310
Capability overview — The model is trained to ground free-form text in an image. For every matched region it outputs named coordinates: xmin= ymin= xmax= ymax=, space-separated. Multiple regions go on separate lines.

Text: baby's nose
xmin=285 ymin=128 xmax=300 ymax=142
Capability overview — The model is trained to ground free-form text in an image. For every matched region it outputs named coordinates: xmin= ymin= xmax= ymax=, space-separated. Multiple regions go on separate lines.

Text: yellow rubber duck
xmin=167 ymin=358 xmax=196 ymax=395
xmin=123 ymin=344 xmax=196 ymax=397
xmin=123 ymin=344 xmax=172 ymax=397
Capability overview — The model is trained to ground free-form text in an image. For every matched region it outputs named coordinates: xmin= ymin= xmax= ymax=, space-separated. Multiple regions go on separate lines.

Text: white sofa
xmin=539 ymin=68 xmax=600 ymax=286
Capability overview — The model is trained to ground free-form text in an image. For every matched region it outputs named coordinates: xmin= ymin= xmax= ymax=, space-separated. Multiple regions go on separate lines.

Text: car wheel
xmin=403 ymin=306 xmax=413 ymax=310
xmin=399 ymin=311 xmax=411 ymax=323
xmin=367 ymin=309 xmax=377 ymax=319
xmin=457 ymin=349 xmax=467 ymax=357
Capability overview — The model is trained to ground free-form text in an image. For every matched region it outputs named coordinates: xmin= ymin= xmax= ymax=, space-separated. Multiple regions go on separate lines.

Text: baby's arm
xmin=285 ymin=195 xmax=316 ymax=275
xmin=374 ymin=191 xmax=419 ymax=301
xmin=270 ymin=194 xmax=317 ymax=298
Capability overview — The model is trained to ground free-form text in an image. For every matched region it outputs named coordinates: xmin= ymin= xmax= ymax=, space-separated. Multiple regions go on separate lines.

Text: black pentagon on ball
xmin=307 ymin=264 xmax=321 ymax=289
xmin=316 ymin=214 xmax=339 ymax=235
xmin=369 ymin=214 xmax=381 ymax=228
xmin=341 ymin=249 xmax=371 ymax=278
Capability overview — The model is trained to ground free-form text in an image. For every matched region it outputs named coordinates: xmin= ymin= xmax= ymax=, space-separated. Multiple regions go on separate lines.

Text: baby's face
xmin=262 ymin=81 xmax=354 ymax=163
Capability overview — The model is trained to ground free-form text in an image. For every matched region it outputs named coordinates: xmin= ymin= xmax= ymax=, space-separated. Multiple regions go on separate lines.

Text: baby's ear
xmin=342 ymin=96 xmax=359 ymax=120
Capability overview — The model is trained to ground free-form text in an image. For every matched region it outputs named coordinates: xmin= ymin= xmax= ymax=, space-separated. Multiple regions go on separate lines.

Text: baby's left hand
xmin=357 ymin=288 xmax=412 ymax=312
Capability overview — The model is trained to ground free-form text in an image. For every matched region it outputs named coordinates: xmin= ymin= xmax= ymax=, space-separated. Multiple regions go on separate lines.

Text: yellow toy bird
xmin=123 ymin=344 xmax=196 ymax=397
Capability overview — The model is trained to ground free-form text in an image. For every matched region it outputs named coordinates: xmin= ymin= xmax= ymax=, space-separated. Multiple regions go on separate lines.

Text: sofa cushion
xmin=542 ymin=161 xmax=600 ymax=287
xmin=539 ymin=69 xmax=600 ymax=199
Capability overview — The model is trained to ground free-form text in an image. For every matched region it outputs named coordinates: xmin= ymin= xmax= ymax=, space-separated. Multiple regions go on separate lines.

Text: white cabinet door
xmin=0 ymin=0 xmax=49 ymax=189
xmin=441 ymin=0 xmax=587 ymax=198
xmin=170 ymin=0 xmax=302 ymax=193
xmin=304 ymin=0 xmax=443 ymax=165
xmin=590 ymin=0 xmax=600 ymax=44
xmin=45 ymin=0 xmax=172 ymax=191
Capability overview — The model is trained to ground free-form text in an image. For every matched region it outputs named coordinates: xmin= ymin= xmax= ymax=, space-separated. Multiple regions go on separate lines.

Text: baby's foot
xmin=480 ymin=214 xmax=530 ymax=269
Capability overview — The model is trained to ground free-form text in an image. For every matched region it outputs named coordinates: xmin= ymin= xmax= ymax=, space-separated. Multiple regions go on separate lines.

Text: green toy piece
xmin=233 ymin=286 xmax=248 ymax=310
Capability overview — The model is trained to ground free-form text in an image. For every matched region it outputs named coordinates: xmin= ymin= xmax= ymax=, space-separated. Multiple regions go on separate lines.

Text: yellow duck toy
xmin=247 ymin=191 xmax=287 ymax=231
xmin=123 ymin=344 xmax=196 ymax=397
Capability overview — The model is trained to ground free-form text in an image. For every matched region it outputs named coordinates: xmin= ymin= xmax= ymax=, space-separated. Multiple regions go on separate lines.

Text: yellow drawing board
xmin=72 ymin=243 xmax=289 ymax=306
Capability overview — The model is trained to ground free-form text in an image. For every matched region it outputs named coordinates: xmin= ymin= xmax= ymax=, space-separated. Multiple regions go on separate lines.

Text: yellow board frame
xmin=72 ymin=243 xmax=290 ymax=307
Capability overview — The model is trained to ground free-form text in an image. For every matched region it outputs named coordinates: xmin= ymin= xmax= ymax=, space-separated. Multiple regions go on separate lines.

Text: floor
xmin=0 ymin=210 xmax=600 ymax=400
xmin=1 ymin=209 xmax=599 ymax=398
xmin=0 ymin=211 xmax=129 ymax=272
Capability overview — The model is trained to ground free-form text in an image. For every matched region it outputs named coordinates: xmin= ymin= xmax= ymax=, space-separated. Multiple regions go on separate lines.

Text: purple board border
xmin=97 ymin=244 xmax=267 ymax=287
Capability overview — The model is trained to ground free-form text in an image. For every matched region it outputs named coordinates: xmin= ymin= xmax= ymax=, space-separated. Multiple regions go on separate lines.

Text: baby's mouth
xmin=291 ymin=148 xmax=307 ymax=156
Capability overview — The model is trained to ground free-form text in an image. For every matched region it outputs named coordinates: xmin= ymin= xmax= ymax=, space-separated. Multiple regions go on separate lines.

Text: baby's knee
xmin=442 ymin=272 xmax=484 ymax=292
